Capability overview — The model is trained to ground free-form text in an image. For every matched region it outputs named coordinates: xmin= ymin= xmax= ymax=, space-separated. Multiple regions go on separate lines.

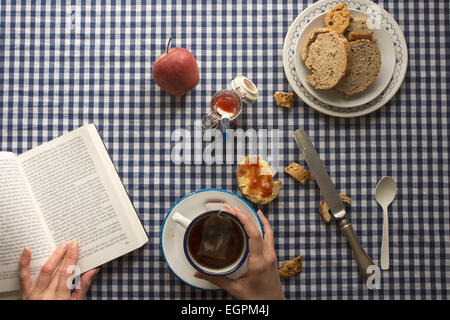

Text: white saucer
xmin=160 ymin=188 xmax=263 ymax=290
xmin=294 ymin=10 xmax=396 ymax=108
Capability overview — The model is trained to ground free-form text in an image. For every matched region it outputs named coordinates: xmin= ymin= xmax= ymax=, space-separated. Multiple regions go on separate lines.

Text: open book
xmin=0 ymin=124 xmax=148 ymax=293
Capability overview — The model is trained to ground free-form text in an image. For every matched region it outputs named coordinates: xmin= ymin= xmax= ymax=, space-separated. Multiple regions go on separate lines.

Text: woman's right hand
xmin=194 ymin=204 xmax=285 ymax=300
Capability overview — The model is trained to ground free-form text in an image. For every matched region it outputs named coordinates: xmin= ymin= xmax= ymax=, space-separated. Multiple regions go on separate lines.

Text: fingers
xmin=223 ymin=203 xmax=235 ymax=214
xmin=34 ymin=242 xmax=68 ymax=292
xmin=223 ymin=203 xmax=259 ymax=237
xmin=232 ymin=207 xmax=261 ymax=240
xmin=18 ymin=248 xmax=33 ymax=297
xmin=256 ymin=209 xmax=275 ymax=249
xmin=54 ymin=241 xmax=79 ymax=296
xmin=223 ymin=204 xmax=264 ymax=255
xmin=231 ymin=207 xmax=264 ymax=256
xmin=71 ymin=268 xmax=100 ymax=300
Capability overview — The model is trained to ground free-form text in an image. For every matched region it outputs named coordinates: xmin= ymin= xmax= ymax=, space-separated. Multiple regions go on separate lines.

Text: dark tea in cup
xmin=186 ymin=211 xmax=246 ymax=270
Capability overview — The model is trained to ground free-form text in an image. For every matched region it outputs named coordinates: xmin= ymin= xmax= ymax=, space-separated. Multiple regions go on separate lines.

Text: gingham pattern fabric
xmin=0 ymin=1 xmax=448 ymax=300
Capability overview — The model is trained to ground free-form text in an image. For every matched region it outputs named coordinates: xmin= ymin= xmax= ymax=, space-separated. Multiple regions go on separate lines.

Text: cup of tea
xmin=171 ymin=210 xmax=249 ymax=279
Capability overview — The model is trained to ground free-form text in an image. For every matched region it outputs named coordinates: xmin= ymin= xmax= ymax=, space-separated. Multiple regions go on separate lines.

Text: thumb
xmin=194 ymin=271 xmax=236 ymax=291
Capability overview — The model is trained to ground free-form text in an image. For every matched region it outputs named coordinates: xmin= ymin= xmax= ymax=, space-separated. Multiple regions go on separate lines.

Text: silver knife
xmin=294 ymin=129 xmax=374 ymax=281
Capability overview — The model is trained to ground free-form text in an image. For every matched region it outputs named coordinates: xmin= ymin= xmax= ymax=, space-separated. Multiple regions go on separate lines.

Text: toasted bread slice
xmin=241 ymin=180 xmax=282 ymax=206
xmin=347 ymin=31 xmax=373 ymax=42
xmin=324 ymin=3 xmax=351 ymax=33
xmin=236 ymin=156 xmax=281 ymax=205
xmin=301 ymin=27 xmax=329 ymax=63
xmin=337 ymin=33 xmax=352 ymax=74
xmin=345 ymin=17 xmax=377 ymax=42
xmin=305 ymin=31 xmax=349 ymax=89
xmin=336 ymin=39 xmax=381 ymax=96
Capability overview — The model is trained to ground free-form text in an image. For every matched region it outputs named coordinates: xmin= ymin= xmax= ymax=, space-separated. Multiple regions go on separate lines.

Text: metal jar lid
xmin=230 ymin=76 xmax=259 ymax=104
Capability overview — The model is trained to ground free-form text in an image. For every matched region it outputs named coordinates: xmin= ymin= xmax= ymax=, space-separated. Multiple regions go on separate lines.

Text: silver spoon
xmin=375 ymin=176 xmax=397 ymax=270
xmin=216 ymin=108 xmax=233 ymax=141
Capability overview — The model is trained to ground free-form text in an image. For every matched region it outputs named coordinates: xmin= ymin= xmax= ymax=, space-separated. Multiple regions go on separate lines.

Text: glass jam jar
xmin=210 ymin=89 xmax=242 ymax=129
xmin=202 ymin=76 xmax=258 ymax=131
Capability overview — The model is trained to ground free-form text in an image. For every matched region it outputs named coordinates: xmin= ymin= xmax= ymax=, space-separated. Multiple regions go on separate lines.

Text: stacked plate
xmin=283 ymin=0 xmax=408 ymax=118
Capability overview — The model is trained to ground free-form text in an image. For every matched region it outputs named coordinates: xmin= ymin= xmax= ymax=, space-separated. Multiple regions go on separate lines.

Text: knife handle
xmin=337 ymin=217 xmax=375 ymax=281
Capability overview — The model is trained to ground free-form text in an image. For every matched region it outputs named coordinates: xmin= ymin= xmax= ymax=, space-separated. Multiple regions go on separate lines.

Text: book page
xmin=0 ymin=152 xmax=55 ymax=293
xmin=17 ymin=124 xmax=148 ymax=274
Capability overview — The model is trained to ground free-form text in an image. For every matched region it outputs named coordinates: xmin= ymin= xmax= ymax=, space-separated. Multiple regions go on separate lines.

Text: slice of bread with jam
xmin=236 ymin=156 xmax=281 ymax=205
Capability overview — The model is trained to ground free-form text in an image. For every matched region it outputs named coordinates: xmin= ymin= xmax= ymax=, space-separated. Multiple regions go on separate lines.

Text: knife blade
xmin=294 ymin=129 xmax=375 ymax=281
xmin=294 ymin=129 xmax=346 ymax=219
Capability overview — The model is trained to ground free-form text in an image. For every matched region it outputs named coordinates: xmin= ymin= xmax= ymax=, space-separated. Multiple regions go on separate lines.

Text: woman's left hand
xmin=19 ymin=240 xmax=99 ymax=300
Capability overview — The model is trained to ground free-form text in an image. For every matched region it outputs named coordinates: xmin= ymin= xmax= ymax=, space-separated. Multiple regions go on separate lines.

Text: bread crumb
xmin=319 ymin=193 xmax=352 ymax=223
xmin=279 ymin=255 xmax=303 ymax=279
xmin=274 ymin=91 xmax=296 ymax=108
xmin=284 ymin=162 xmax=311 ymax=184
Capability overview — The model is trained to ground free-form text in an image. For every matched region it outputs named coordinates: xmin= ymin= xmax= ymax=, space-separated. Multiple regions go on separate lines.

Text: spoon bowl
xmin=375 ymin=176 xmax=397 ymax=271
xmin=375 ymin=177 xmax=397 ymax=207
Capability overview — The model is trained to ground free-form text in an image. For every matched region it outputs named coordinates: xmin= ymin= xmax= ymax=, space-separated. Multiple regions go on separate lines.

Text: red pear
xmin=152 ymin=38 xmax=199 ymax=96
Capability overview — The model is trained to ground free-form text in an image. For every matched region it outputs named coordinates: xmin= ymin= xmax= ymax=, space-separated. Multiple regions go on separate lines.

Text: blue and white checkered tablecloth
xmin=0 ymin=1 xmax=448 ymax=300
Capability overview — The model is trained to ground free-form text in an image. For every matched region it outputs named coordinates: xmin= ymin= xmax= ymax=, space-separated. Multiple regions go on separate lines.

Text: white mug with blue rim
xmin=171 ymin=209 xmax=249 ymax=279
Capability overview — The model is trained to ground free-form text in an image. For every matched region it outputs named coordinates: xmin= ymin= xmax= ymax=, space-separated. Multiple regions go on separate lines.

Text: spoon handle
xmin=381 ymin=206 xmax=389 ymax=270
xmin=220 ymin=118 xmax=230 ymax=142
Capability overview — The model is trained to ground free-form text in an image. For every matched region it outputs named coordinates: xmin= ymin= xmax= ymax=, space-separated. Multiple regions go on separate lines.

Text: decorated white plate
xmin=283 ymin=0 xmax=408 ymax=117
xmin=294 ymin=10 xmax=396 ymax=108
xmin=160 ymin=189 xmax=263 ymax=290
